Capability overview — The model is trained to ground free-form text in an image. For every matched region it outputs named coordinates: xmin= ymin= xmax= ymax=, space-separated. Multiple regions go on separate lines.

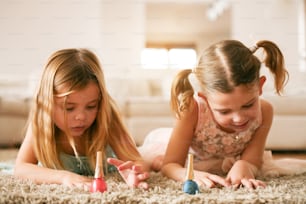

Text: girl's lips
xmin=232 ymin=121 xmax=249 ymax=131
xmin=71 ymin=126 xmax=86 ymax=133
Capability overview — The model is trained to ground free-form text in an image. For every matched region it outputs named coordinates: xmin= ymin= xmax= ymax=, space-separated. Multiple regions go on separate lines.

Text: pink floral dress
xmin=140 ymin=95 xmax=306 ymax=176
xmin=190 ymin=96 xmax=262 ymax=174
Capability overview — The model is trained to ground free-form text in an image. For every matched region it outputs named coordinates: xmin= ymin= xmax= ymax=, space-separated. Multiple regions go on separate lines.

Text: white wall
xmin=99 ymin=1 xmax=145 ymax=78
xmin=231 ymin=0 xmax=306 ymax=92
xmin=0 ymin=0 xmax=305 ymax=92
xmin=145 ymin=2 xmax=231 ymax=53
xmin=0 ymin=0 xmax=103 ymax=77
xmin=0 ymin=0 xmax=146 ymax=81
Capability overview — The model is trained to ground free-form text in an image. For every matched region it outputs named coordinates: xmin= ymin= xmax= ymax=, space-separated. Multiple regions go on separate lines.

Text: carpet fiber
xmin=0 ymin=169 xmax=305 ymax=204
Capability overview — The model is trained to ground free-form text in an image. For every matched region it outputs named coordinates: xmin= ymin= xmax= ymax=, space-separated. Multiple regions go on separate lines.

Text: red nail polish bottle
xmin=90 ymin=151 xmax=107 ymax=193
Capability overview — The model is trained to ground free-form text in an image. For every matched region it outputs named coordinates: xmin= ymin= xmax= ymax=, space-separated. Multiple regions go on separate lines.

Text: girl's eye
xmin=87 ymin=105 xmax=98 ymax=110
xmin=218 ymin=110 xmax=230 ymax=115
xmin=65 ymin=107 xmax=75 ymax=111
xmin=243 ymin=103 xmax=254 ymax=108
xmin=220 ymin=112 xmax=229 ymax=115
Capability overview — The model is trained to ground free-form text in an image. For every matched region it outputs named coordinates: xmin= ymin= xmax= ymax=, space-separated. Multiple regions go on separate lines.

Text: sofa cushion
xmin=124 ymin=96 xmax=173 ymax=117
xmin=0 ymin=97 xmax=31 ymax=117
xmin=262 ymin=95 xmax=306 ymax=115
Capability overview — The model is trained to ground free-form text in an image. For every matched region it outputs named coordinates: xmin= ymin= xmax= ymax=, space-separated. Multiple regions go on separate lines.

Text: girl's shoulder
xmin=193 ymin=94 xmax=209 ymax=113
xmin=192 ymin=94 xmax=212 ymax=132
xmin=260 ymin=98 xmax=274 ymax=114
xmin=259 ymin=98 xmax=274 ymax=127
xmin=175 ymin=96 xmax=199 ymax=129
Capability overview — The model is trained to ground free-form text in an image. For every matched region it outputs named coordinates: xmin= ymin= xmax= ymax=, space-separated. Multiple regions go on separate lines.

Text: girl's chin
xmin=71 ymin=133 xmax=84 ymax=137
xmin=221 ymin=123 xmax=249 ymax=133
xmin=232 ymin=124 xmax=249 ymax=132
xmin=70 ymin=129 xmax=86 ymax=137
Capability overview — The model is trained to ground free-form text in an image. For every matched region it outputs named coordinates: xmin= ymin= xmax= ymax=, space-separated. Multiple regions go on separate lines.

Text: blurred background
xmin=0 ymin=0 xmax=305 ymax=150
xmin=0 ymin=0 xmax=305 ymax=87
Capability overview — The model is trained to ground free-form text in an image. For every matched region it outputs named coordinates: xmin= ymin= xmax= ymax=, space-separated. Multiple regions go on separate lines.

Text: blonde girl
xmin=140 ymin=39 xmax=306 ymax=189
xmin=14 ymin=48 xmax=149 ymax=189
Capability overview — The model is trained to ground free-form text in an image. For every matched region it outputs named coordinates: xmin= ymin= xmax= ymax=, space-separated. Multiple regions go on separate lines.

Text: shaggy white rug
xmin=0 ymin=168 xmax=305 ymax=204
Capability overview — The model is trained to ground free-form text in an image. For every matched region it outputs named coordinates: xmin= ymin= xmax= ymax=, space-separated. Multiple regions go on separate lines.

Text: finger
xmin=208 ymin=174 xmax=231 ymax=187
xmin=107 ymin=158 xmax=136 ymax=172
xmin=107 ymin=158 xmax=124 ymax=167
xmin=131 ymin=164 xmax=147 ymax=173
xmin=232 ymin=183 xmax=240 ymax=190
xmin=117 ymin=161 xmax=134 ymax=171
xmin=249 ymin=179 xmax=266 ymax=188
xmin=199 ymin=177 xmax=215 ymax=188
xmin=137 ymin=172 xmax=150 ymax=181
xmin=226 ymin=178 xmax=241 ymax=189
xmin=137 ymin=181 xmax=149 ymax=190
xmin=241 ymin=178 xmax=254 ymax=189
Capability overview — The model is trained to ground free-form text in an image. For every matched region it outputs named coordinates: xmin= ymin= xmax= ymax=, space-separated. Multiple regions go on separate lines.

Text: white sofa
xmin=0 ymin=77 xmax=306 ymax=150
xmin=263 ymin=93 xmax=306 ymax=150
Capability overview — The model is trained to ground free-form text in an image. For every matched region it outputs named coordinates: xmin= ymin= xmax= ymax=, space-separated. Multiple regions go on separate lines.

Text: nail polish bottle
xmin=90 ymin=151 xmax=107 ymax=193
xmin=183 ymin=154 xmax=199 ymax=195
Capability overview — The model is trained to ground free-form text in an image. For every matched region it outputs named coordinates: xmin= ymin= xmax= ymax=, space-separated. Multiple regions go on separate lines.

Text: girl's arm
xmin=161 ymin=99 xmax=229 ymax=188
xmin=14 ymin=126 xmax=92 ymax=188
xmin=226 ymin=99 xmax=273 ymax=188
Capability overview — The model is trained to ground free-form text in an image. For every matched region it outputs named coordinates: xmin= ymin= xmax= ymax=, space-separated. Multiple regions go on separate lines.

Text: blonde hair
xmin=171 ymin=40 xmax=289 ymax=118
xmin=29 ymin=48 xmax=141 ymax=170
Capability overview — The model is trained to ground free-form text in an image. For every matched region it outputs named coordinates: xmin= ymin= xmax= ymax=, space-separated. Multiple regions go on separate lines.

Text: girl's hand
xmin=60 ymin=170 xmax=93 ymax=190
xmin=107 ymin=158 xmax=150 ymax=189
xmin=226 ymin=160 xmax=266 ymax=189
xmin=194 ymin=171 xmax=230 ymax=188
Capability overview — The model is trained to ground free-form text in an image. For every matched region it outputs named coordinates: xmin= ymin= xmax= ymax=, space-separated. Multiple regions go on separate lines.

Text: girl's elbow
xmin=160 ymin=162 xmax=174 ymax=177
xmin=13 ymin=161 xmax=29 ymax=177
xmin=13 ymin=163 xmax=22 ymax=177
xmin=160 ymin=163 xmax=169 ymax=175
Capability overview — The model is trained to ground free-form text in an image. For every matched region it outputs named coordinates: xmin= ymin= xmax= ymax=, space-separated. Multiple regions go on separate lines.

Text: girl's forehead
xmin=206 ymin=85 xmax=259 ymax=104
xmin=56 ymin=82 xmax=100 ymax=102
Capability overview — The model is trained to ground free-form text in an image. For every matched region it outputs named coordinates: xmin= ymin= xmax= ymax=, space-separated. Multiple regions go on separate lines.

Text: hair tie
xmin=249 ymin=44 xmax=258 ymax=53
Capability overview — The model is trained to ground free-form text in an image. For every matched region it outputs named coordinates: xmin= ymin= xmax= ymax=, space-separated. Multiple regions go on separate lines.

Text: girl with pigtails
xmin=139 ymin=39 xmax=306 ymax=189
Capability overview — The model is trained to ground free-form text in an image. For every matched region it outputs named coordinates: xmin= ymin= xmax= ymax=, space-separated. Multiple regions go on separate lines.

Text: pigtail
xmin=256 ymin=40 xmax=289 ymax=95
xmin=170 ymin=69 xmax=194 ymax=119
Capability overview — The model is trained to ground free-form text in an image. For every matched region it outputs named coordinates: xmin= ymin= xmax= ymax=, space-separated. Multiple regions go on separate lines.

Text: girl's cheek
xmin=246 ymin=108 xmax=259 ymax=118
xmin=215 ymin=114 xmax=231 ymax=125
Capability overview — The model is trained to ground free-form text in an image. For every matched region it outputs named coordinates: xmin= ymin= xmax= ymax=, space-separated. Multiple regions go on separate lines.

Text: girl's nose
xmin=232 ymin=112 xmax=245 ymax=123
xmin=75 ymin=112 xmax=86 ymax=121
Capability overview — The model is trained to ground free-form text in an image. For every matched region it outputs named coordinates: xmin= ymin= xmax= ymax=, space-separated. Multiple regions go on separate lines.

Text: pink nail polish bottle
xmin=90 ymin=151 xmax=107 ymax=193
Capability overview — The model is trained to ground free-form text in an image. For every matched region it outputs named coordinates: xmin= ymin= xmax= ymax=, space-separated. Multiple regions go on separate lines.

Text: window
xmin=141 ymin=46 xmax=197 ymax=69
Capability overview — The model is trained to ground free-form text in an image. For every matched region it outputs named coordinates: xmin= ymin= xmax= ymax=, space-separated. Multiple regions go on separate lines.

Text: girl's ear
xmin=197 ymin=92 xmax=207 ymax=100
xmin=259 ymin=76 xmax=266 ymax=95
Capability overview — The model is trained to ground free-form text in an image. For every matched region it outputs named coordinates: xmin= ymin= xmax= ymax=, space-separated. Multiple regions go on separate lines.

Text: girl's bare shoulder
xmin=260 ymin=98 xmax=273 ymax=113
xmin=176 ymin=97 xmax=199 ymax=129
xmin=259 ymin=98 xmax=274 ymax=125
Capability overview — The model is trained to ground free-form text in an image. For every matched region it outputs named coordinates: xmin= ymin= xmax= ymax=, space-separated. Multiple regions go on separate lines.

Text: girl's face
xmin=53 ymin=82 xmax=100 ymax=137
xmin=202 ymin=77 xmax=265 ymax=133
